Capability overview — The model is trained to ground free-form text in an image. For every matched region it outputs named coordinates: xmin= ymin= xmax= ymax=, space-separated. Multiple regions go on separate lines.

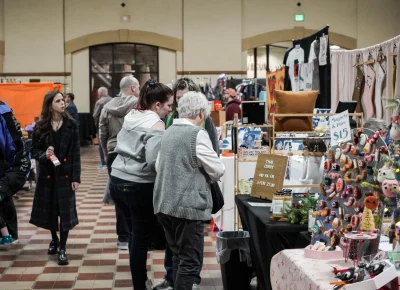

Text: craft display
xmin=311 ymin=128 xmax=389 ymax=265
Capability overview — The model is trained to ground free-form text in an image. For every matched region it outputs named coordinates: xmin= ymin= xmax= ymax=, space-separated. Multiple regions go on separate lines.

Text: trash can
xmin=216 ymin=231 xmax=253 ymax=290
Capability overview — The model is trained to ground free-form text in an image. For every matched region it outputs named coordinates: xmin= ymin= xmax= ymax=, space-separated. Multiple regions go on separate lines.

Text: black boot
xmin=58 ymin=249 xmax=69 ymax=265
xmin=47 ymin=239 xmax=59 ymax=255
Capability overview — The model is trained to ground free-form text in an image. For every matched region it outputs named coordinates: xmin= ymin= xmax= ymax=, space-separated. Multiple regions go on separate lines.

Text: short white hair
xmin=177 ymin=91 xmax=210 ymax=119
xmin=120 ymin=76 xmax=139 ymax=92
xmin=98 ymin=87 xmax=108 ymax=95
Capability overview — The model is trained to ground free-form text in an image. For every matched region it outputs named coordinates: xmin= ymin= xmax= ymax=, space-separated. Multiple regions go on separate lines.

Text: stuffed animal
xmin=390 ymin=115 xmax=400 ymax=141
xmin=377 ymin=164 xmax=396 ymax=183
xmin=382 ymin=179 xmax=399 ymax=198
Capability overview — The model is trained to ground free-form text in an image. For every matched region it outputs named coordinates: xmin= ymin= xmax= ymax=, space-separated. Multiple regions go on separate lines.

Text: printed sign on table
xmin=251 ymin=154 xmax=288 ymax=200
xmin=329 ymin=110 xmax=351 ymax=146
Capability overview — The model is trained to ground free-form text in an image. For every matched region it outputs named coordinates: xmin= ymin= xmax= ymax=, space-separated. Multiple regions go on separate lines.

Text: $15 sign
xmin=329 ymin=110 xmax=351 ymax=146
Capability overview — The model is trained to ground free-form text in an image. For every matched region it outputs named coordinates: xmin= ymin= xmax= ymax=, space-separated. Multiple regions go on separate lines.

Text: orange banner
xmin=0 ymin=83 xmax=62 ymax=127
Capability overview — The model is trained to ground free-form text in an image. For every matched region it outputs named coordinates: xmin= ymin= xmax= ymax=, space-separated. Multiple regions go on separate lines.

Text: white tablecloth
xmin=270 ymin=249 xmax=351 ymax=290
xmin=213 ymin=156 xmax=235 ymax=231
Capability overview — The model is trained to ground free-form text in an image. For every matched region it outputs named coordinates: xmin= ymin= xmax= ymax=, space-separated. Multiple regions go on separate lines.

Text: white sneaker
xmin=145 ymin=279 xmax=153 ymax=290
xmin=192 ymin=284 xmax=200 ymax=290
xmin=116 ymin=241 xmax=128 ymax=250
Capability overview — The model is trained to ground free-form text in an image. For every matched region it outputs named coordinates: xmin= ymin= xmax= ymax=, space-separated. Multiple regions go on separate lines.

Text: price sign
xmin=329 ymin=110 xmax=351 ymax=146
xmin=251 ymin=154 xmax=288 ymax=200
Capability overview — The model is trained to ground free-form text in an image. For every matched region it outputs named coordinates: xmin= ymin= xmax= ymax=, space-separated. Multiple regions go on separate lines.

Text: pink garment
xmin=361 ymin=65 xmax=376 ymax=119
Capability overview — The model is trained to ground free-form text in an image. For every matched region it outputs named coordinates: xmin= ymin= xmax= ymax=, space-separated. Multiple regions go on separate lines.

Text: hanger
xmin=363 ymin=52 xmax=375 ymax=65
xmin=353 ymin=53 xmax=363 ymax=67
xmin=377 ymin=46 xmax=386 ymax=63
xmin=390 ymin=43 xmax=398 ymax=56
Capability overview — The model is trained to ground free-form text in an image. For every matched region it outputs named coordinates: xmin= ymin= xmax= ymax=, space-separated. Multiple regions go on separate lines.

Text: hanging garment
xmin=395 ymin=51 xmax=400 ymax=97
xmin=352 ymin=66 xmax=365 ymax=113
xmin=285 ymin=47 xmax=304 ymax=92
xmin=375 ymin=63 xmax=386 ymax=119
xmin=299 ymin=62 xmax=314 ymax=91
xmin=319 ymin=35 xmax=328 ymax=66
xmin=361 ymin=65 xmax=376 ymax=119
xmin=393 ymin=56 xmax=397 ymax=96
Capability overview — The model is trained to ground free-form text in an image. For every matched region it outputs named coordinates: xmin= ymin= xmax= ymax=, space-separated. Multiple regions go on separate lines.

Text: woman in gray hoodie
xmin=110 ymin=80 xmax=173 ymax=290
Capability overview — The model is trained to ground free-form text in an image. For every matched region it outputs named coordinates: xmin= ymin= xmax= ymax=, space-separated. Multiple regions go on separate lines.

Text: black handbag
xmin=210 ymin=182 xmax=224 ymax=214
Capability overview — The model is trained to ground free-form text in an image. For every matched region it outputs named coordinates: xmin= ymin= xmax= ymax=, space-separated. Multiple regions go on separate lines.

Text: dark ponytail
xmin=136 ymin=79 xmax=173 ymax=110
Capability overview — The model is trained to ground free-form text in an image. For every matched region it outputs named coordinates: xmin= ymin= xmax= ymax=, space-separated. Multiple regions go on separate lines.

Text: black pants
xmin=0 ymin=196 xmax=17 ymax=239
xmin=158 ymin=213 xmax=204 ymax=290
xmin=110 ymin=176 xmax=158 ymax=290
xmin=107 ymin=152 xmax=129 ymax=243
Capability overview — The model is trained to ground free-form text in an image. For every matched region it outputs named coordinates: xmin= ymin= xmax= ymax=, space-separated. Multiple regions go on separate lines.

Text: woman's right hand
xmin=46 ymin=146 xmax=54 ymax=159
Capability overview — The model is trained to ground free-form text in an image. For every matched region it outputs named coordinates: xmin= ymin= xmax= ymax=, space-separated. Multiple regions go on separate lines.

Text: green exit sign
xmin=295 ymin=14 xmax=304 ymax=22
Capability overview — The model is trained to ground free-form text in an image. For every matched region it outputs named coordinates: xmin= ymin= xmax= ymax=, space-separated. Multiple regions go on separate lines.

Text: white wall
xmin=0 ymin=0 xmax=4 ymax=41
xmin=357 ymin=0 xmax=400 ymax=48
xmin=3 ymin=0 xmax=64 ymax=72
xmin=64 ymin=0 xmax=182 ymax=41
xmin=159 ymin=48 xmax=176 ymax=85
xmin=183 ymin=0 xmax=243 ymax=71
xmin=71 ymin=49 xmax=90 ymax=112
xmin=243 ymin=0 xmax=358 ymax=39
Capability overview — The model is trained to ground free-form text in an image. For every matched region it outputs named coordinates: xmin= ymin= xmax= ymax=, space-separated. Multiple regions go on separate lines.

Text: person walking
xmin=110 ymin=80 xmax=173 ymax=290
xmin=93 ymin=87 xmax=112 ymax=169
xmin=30 ymin=90 xmax=81 ymax=265
xmin=224 ymin=88 xmax=242 ymax=121
xmin=154 ymin=91 xmax=225 ymax=290
xmin=99 ymin=75 xmax=139 ymax=250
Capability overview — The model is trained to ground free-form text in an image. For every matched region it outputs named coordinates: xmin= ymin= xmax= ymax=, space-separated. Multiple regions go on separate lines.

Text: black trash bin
xmin=216 ymin=231 xmax=253 ymax=290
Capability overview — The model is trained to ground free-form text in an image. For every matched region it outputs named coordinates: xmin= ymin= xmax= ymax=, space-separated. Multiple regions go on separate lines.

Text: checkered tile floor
xmin=0 ymin=146 xmax=225 ymax=290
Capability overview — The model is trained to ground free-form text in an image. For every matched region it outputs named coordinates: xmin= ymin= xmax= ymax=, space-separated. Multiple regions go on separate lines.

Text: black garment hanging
xmin=283 ymin=47 xmax=294 ymax=91
xmin=292 ymin=26 xmax=331 ymax=109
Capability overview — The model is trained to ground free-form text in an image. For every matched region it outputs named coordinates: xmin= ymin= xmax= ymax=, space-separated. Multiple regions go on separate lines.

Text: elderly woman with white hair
xmin=153 ymin=91 xmax=225 ymax=290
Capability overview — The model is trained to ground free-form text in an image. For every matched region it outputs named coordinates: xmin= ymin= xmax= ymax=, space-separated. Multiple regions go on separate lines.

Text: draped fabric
xmin=331 ymin=35 xmax=400 ymax=125
xmin=0 ymin=83 xmax=63 ymax=127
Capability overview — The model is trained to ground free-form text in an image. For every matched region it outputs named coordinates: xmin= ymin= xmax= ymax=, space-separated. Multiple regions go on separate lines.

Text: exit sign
xmin=295 ymin=14 xmax=304 ymax=22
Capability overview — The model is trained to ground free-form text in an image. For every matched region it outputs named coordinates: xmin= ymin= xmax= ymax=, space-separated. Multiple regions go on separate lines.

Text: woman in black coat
xmin=30 ymin=90 xmax=81 ymax=266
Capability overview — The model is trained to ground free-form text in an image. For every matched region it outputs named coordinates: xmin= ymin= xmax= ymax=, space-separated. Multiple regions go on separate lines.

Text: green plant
xmin=284 ymin=192 xmax=317 ymax=224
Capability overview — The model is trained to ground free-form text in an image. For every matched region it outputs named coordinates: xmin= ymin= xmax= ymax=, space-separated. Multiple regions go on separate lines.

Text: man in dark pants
xmin=99 ymin=76 xmax=139 ymax=250
xmin=0 ymin=101 xmax=30 ymax=242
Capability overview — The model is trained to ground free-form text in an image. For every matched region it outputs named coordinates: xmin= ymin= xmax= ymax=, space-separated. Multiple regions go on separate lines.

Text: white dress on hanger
xmin=375 ymin=62 xmax=386 ymax=119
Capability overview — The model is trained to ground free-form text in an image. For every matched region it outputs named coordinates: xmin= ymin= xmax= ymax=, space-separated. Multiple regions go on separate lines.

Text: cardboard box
xmin=210 ymin=110 xmax=226 ymax=127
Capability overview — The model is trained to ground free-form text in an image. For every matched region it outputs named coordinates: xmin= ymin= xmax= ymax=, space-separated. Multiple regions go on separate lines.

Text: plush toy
xmin=390 ymin=115 xmax=400 ymax=141
xmin=364 ymin=196 xmax=379 ymax=210
xmin=377 ymin=164 xmax=396 ymax=183
xmin=382 ymin=179 xmax=399 ymax=198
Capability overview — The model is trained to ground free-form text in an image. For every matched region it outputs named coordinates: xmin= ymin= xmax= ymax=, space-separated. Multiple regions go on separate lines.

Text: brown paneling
xmin=242 ymin=27 xmax=357 ymax=50
xmin=0 ymin=72 xmax=71 ymax=77
xmin=65 ymin=29 xmax=183 ymax=54
xmin=177 ymin=70 xmax=246 ymax=75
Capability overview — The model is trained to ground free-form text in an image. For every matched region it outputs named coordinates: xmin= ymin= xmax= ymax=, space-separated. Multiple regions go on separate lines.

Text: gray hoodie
xmin=99 ymin=95 xmax=138 ymax=154
xmin=111 ymin=110 xmax=164 ymax=183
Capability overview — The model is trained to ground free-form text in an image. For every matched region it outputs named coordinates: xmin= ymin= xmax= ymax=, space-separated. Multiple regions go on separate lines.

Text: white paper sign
xmin=329 ymin=110 xmax=351 ymax=146
xmin=248 ymin=202 xmax=271 ymax=207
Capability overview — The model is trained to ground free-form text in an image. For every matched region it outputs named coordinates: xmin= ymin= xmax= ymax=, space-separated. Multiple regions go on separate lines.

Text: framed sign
xmin=329 ymin=110 xmax=351 ymax=146
xmin=250 ymin=154 xmax=288 ymax=200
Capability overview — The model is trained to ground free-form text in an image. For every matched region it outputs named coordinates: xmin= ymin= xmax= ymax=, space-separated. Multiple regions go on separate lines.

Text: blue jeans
xmin=98 ymin=143 xmax=106 ymax=165
xmin=110 ymin=176 xmax=158 ymax=290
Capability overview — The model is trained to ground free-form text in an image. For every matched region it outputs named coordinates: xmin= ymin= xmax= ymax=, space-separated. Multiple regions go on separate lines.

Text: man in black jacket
xmin=0 ymin=101 xmax=30 ymax=242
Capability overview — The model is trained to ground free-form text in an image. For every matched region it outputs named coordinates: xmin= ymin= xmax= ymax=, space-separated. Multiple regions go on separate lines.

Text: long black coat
xmin=30 ymin=118 xmax=81 ymax=231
